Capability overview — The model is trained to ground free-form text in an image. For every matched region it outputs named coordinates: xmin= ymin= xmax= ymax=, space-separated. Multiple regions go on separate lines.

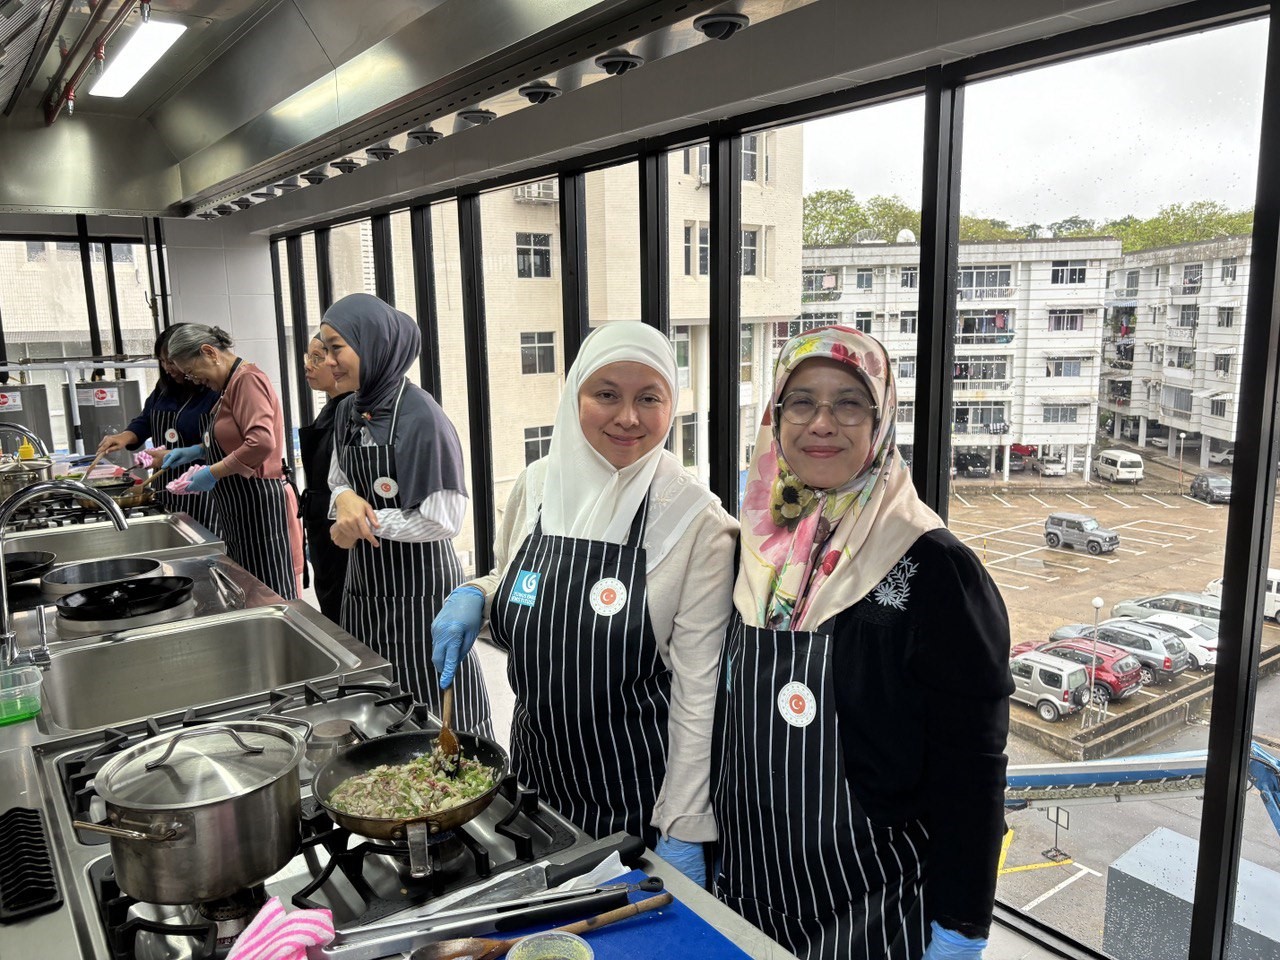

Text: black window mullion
xmin=76 ymin=215 xmax=105 ymax=384
xmin=371 ymin=213 xmax=394 ymax=304
xmin=270 ymin=241 xmax=297 ymax=472
xmin=558 ymin=172 xmax=589 ymax=369
xmin=1189 ymin=11 xmax=1280 ymax=959
xmin=315 ymin=228 xmax=334 ymax=315
xmin=410 ymin=204 xmax=443 ymax=401
xmin=458 ymin=195 xmax=495 ymax=576
xmin=285 ymin=235 xmax=315 ymax=427
xmin=914 ymin=68 xmax=964 ymax=519
xmin=102 ymin=242 xmax=125 ymax=368
xmin=151 ymin=217 xmax=171 ymax=328
xmin=639 ymin=149 xmax=670 ymax=335
xmin=708 ymin=131 xmax=742 ymax=514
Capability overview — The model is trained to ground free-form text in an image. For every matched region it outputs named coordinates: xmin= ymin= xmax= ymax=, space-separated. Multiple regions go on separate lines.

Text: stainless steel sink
xmin=4 ymin=514 xmax=223 ymax=564
xmin=40 ymin=608 xmax=353 ymax=730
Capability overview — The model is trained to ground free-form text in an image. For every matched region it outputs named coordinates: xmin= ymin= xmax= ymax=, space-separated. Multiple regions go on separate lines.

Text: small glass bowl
xmin=506 ymin=930 xmax=595 ymax=960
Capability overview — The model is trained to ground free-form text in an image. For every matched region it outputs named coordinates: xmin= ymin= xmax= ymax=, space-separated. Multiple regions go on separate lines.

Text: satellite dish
xmin=896 ymin=228 xmax=916 ymax=243
xmin=853 ymin=228 xmax=881 ymax=243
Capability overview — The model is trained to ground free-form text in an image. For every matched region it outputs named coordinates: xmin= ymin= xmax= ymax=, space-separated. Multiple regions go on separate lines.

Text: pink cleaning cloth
xmin=226 ymin=897 xmax=334 ymax=960
xmin=165 ymin=465 xmax=201 ymax=496
xmin=134 ymin=450 xmax=155 ymax=469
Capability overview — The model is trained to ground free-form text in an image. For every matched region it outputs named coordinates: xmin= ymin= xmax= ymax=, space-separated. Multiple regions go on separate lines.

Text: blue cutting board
xmin=505 ymin=869 xmax=752 ymax=959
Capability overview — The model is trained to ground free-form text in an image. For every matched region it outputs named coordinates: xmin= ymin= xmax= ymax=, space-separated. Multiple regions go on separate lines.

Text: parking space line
xmin=1181 ymin=495 xmax=1221 ymax=508
xmin=993 ymin=581 xmax=1029 ymax=591
xmin=954 ymin=493 xmax=973 ymax=508
xmin=1115 ymin=547 xmax=1147 ymax=556
xmin=1103 ymin=494 xmax=1138 ymax=509
xmin=1111 ymin=533 xmax=1174 ymax=547
xmin=1135 ymin=688 xmax=1161 ymax=699
xmin=1022 ymin=864 xmax=1102 ymax=912
xmin=1066 ymin=494 xmax=1092 ymax=507
xmin=1141 ymin=493 xmax=1179 ymax=509
xmin=1133 ymin=519 xmax=1212 ymax=534
xmin=1029 ymin=494 xmax=1052 ymax=508
xmin=992 ymin=494 xmax=1014 ymax=508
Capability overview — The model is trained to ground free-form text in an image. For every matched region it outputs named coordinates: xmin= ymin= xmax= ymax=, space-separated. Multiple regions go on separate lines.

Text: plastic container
xmin=507 ymin=931 xmax=594 ymax=960
xmin=0 ymin=666 xmax=43 ymax=726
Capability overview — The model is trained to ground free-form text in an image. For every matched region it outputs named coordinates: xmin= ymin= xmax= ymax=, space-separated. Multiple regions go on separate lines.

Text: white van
xmin=1094 ymin=449 xmax=1144 ymax=483
xmin=1205 ymin=568 xmax=1280 ymax=620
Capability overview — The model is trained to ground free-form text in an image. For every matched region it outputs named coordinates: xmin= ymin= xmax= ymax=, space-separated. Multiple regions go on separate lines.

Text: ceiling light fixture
xmin=277 ymin=177 xmax=301 ymax=193
xmin=300 ymin=167 xmax=329 ymax=185
xmin=595 ymin=50 xmax=644 ymax=75
xmin=458 ymin=108 xmax=496 ymax=126
xmin=213 ymin=204 xmax=235 ymax=216
xmin=407 ymin=126 xmax=443 ymax=146
xmin=231 ymin=197 xmax=253 ymax=210
xmin=365 ymin=141 xmax=398 ymax=161
xmin=88 ymin=20 xmax=185 ymax=98
xmin=332 ymin=158 xmax=361 ymax=174
xmin=518 ymin=81 xmax=561 ymax=104
xmin=692 ymin=12 xmax=749 ymax=40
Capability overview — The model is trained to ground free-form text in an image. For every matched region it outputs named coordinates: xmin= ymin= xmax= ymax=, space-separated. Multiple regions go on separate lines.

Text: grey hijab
xmin=322 ymin=294 xmax=467 ymax=507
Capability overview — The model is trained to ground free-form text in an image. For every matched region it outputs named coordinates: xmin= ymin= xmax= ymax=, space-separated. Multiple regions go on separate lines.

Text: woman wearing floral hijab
xmin=713 ymin=325 xmax=1013 ymax=960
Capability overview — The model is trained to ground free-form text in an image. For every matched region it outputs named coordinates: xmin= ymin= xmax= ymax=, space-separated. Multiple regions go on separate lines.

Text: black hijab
xmin=321 ymin=294 xmax=467 ymax=508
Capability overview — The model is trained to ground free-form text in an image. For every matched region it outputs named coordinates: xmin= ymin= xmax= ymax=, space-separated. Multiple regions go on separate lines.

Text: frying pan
xmin=4 ymin=550 xmax=56 ymax=585
xmin=312 ymin=729 xmax=510 ymax=879
xmin=56 ymin=575 xmax=195 ymax=621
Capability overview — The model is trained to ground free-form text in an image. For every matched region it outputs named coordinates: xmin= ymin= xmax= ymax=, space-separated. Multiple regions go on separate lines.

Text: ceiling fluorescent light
xmin=88 ymin=20 xmax=185 ymax=98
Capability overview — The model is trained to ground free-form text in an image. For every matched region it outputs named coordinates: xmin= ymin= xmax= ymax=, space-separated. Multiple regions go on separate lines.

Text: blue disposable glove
xmin=162 ymin=444 xmax=204 ymax=469
xmin=654 ymin=835 xmax=707 ymax=888
xmin=922 ymin=922 xmax=987 ymax=960
xmin=185 ymin=466 xmax=218 ymax=493
xmin=431 ymin=586 xmax=485 ymax=689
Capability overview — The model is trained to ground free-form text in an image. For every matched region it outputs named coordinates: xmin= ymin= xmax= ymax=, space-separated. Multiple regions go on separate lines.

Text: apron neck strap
xmin=529 ymin=484 xmax=651 ymax=548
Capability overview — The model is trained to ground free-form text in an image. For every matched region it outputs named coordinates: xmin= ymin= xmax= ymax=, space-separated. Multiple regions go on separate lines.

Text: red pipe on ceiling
xmin=44 ymin=0 xmax=140 ymax=125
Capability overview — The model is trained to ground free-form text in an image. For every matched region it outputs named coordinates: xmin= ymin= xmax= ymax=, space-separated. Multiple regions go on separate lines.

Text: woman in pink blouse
xmin=162 ymin=324 xmax=304 ymax=599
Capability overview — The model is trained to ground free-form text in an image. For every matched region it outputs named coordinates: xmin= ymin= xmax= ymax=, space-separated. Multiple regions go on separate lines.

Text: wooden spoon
xmin=436 ymin=686 xmax=461 ymax=774
xmin=409 ymin=892 xmax=673 ymax=960
xmin=81 ymin=449 xmax=109 ymax=482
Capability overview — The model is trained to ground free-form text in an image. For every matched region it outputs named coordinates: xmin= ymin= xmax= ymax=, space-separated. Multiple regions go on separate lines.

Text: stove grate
xmin=0 ymin=806 xmax=63 ymax=923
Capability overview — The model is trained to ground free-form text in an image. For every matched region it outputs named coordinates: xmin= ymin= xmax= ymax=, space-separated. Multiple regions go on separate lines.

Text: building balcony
xmin=955 ymin=331 xmax=1016 ymax=345
xmin=954 ymin=379 xmax=1013 ymax=391
xmin=952 ymin=421 xmax=1010 ymax=435
xmin=1168 ymin=282 xmax=1203 ymax=296
xmin=1164 ymin=324 xmax=1196 ymax=342
xmin=1108 ymin=287 xmax=1140 ymax=300
xmin=513 ymin=181 xmax=559 ymax=203
xmin=957 ymin=286 xmax=1017 ymax=302
xmin=801 ymin=290 xmax=842 ymax=303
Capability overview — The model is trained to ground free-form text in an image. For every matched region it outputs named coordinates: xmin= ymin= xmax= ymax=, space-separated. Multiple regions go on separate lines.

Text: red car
xmin=1009 ymin=637 xmax=1144 ymax=704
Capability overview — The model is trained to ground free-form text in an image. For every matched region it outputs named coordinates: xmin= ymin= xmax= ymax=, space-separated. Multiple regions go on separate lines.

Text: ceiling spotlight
xmin=252 ymin=185 xmax=277 ymax=201
xmin=277 ymin=177 xmax=301 ymax=193
xmin=0 ymin=0 xmax=25 ymax=21
xmin=213 ymin=204 xmax=235 ymax=216
xmin=692 ymin=12 xmax=749 ymax=40
xmin=231 ymin=197 xmax=254 ymax=210
xmin=365 ymin=141 xmax=398 ymax=161
xmin=458 ymin=108 xmax=496 ymax=126
xmin=407 ymin=125 xmax=443 ymax=146
xmin=300 ymin=167 xmax=329 ymax=185
xmin=332 ymin=158 xmax=361 ymax=174
xmin=139 ymin=0 xmax=150 ymax=22
xmin=197 ymin=211 xmax=217 ymax=220
xmin=518 ymin=81 xmax=561 ymax=105
xmin=595 ymin=50 xmax=644 ymax=76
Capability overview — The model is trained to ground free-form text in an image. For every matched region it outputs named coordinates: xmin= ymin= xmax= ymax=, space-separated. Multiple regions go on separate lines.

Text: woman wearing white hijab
xmin=432 ymin=322 xmax=737 ymax=884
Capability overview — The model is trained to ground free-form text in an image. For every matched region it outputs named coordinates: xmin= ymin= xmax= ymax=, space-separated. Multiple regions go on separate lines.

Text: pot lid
xmin=97 ymin=723 xmax=303 ymax=808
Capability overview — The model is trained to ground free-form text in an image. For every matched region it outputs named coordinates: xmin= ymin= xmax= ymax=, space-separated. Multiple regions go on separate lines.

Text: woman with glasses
xmin=321 ymin=294 xmax=492 ymax=736
xmin=161 ymin=324 xmax=304 ymax=599
xmin=97 ymin=325 xmax=221 ymax=536
xmin=714 ymin=325 xmax=1012 ymax=960
xmin=431 ymin=322 xmax=736 ymax=883
xmin=297 ymin=333 xmax=352 ymax=623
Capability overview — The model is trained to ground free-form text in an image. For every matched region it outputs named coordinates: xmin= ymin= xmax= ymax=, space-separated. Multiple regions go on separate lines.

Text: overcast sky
xmin=802 ymin=18 xmax=1268 ymax=227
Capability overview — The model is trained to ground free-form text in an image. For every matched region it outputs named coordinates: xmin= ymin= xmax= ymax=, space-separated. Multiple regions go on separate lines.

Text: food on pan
xmin=327 ymin=747 xmax=497 ymax=819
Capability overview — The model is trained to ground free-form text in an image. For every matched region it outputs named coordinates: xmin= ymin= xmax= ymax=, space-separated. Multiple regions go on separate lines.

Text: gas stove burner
xmin=311 ymin=718 xmax=360 ymax=746
xmin=196 ymin=886 xmax=266 ymax=924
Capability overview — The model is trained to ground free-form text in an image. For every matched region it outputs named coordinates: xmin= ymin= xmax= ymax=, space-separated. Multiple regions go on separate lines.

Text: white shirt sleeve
xmin=327 ymin=447 xmax=353 ymax=519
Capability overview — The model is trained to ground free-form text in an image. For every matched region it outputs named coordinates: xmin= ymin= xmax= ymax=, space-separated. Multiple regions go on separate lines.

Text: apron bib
xmin=150 ymin=402 xmax=220 ymax=536
xmin=712 ymin=612 xmax=929 ymax=960
xmin=204 ymin=359 xmax=299 ymax=600
xmin=490 ymin=496 xmax=668 ymax=846
xmin=337 ymin=385 xmax=492 ymax=737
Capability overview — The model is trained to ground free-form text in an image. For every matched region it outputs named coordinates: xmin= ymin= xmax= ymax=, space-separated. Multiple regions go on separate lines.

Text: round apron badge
xmin=164 ymin=428 xmax=180 ymax=444
xmin=777 ymin=681 xmax=817 ymax=728
xmin=589 ymin=577 xmax=627 ymax=617
xmin=373 ymin=477 xmax=399 ymax=499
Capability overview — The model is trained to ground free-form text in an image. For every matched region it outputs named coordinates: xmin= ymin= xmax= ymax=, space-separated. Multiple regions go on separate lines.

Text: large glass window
xmin=669 ymin=143 xmax=713 ymax=486
xmin=329 ymin=220 xmax=376 ymax=300
xmin=585 ymin=162 xmax=640 ymax=326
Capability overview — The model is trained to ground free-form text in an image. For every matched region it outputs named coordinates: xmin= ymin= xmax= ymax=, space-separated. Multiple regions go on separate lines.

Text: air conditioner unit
xmin=873 ymin=267 xmax=886 ymax=277
xmin=697 ymin=163 xmax=712 ymax=186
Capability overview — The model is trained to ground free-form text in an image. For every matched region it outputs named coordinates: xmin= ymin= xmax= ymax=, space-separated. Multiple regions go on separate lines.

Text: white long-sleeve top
xmin=466 ymin=467 xmax=738 ymax=843
xmin=327 ymin=434 xmax=467 ymax=542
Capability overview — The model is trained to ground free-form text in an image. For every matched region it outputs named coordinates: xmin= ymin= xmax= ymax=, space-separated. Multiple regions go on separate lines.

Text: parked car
xmin=1142 ymin=613 xmax=1219 ymax=669
xmin=953 ymin=451 xmax=991 ymax=478
xmin=1010 ymin=636 xmax=1144 ymax=704
xmin=1066 ymin=619 xmax=1192 ymax=685
xmin=1111 ymin=591 xmax=1221 ymax=628
xmin=1189 ymin=472 xmax=1232 ymax=503
xmin=1150 ymin=435 xmax=1170 ymax=448
xmin=1008 ymin=651 xmax=1090 ymax=722
xmin=1208 ymin=447 xmax=1235 ymax=465
xmin=1044 ymin=512 xmax=1120 ymax=554
xmin=1093 ymin=449 xmax=1144 ymax=483
xmin=1205 ymin=568 xmax=1280 ymax=620
xmin=1030 ymin=454 xmax=1067 ymax=477
xmin=1008 ymin=452 xmax=1026 ymax=473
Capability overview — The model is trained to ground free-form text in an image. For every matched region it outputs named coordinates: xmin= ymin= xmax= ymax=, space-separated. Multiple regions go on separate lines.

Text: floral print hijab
xmin=734 ymin=325 xmax=943 ymax=631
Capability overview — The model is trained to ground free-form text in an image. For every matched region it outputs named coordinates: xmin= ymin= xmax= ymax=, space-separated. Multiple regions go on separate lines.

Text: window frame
xmin=519 ymin=330 xmax=557 ymax=375
xmin=515 ymin=231 xmax=553 ymax=279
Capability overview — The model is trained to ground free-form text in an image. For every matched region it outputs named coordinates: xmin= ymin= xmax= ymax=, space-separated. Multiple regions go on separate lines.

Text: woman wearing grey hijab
xmin=320 ymin=294 xmax=492 ymax=735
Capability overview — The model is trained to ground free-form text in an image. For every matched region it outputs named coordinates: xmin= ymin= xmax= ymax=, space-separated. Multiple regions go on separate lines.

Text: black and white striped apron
xmin=712 ymin=612 xmax=929 ymax=960
xmin=490 ymin=495 xmax=668 ymax=847
xmin=337 ymin=387 xmax=492 ymax=737
xmin=204 ymin=359 xmax=299 ymax=600
xmin=150 ymin=401 xmax=221 ymax=537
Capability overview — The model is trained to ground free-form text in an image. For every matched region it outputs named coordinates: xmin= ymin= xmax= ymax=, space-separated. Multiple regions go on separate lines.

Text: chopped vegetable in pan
xmin=328 ymin=747 xmax=498 ymax=819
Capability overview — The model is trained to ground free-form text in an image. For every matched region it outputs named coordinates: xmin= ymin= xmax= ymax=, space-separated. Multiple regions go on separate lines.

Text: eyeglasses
xmin=776 ymin=393 xmax=877 ymax=428
xmin=303 ymin=353 xmax=326 ymax=369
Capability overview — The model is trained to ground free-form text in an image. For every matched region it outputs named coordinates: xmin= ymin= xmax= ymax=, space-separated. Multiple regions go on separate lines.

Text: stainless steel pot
xmin=0 ymin=458 xmax=52 ymax=499
xmin=73 ymin=720 xmax=308 ymax=903
xmin=41 ymin=556 xmax=163 ymax=597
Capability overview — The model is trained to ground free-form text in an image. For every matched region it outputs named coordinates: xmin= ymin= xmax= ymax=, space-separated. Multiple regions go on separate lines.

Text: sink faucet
xmin=0 ymin=480 xmax=128 ymax=667
xmin=0 ymin=422 xmax=50 ymax=458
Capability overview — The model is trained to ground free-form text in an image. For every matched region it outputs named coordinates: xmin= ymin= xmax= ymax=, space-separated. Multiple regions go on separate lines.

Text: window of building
xmin=1221 ymin=257 xmax=1238 ymax=283
xmin=742 ymin=134 xmax=759 ymax=182
xmin=774 ymin=314 xmax=840 ymax=353
xmin=1047 ymin=309 xmax=1084 ymax=332
xmin=1178 ymin=304 xmax=1199 ymax=327
xmin=898 ymin=401 xmax=915 ymax=424
xmin=1214 ymin=353 xmax=1232 ymax=375
xmin=1218 ymin=307 xmax=1235 ymax=328
xmin=683 ymin=223 xmax=710 ymax=276
xmin=741 ymin=229 xmax=759 ymax=277
xmin=955 ymin=355 xmax=1010 ymax=386
xmin=740 ymin=323 xmax=754 ymax=382
xmin=956 ymin=309 xmax=1013 ymax=343
xmin=1048 ymin=358 xmax=1083 ymax=377
xmin=855 ymin=267 xmax=873 ymax=290
xmin=516 ymin=232 xmax=552 ymax=278
xmin=1211 ymin=398 xmax=1229 ymax=418
xmin=953 ymin=402 xmax=1009 ymax=431
xmin=1182 ymin=263 xmax=1203 ymax=293
xmin=679 ymin=412 xmax=698 ymax=467
xmin=24 ymin=241 xmax=47 ymax=262
xmin=898 ymin=356 xmax=917 ymax=379
xmin=683 ymin=144 xmax=710 ymax=176
xmin=1161 ymin=384 xmax=1194 ymax=414
xmin=900 ymin=265 xmax=919 ymax=289
xmin=524 ymin=425 xmax=553 ymax=465
xmin=1043 ymin=405 xmax=1079 ymax=423
xmin=1050 ymin=259 xmax=1086 ymax=284
xmin=55 ymin=241 xmax=80 ymax=261
xmin=957 ymin=264 xmax=1013 ymax=299
xmin=900 ymin=310 xmax=918 ymax=334
xmin=520 ymin=331 xmax=556 ymax=374
xmin=672 ymin=325 xmax=691 ymax=387
xmin=802 ymin=268 xmax=840 ymax=300
xmin=853 ymin=311 xmax=872 ymax=333
xmin=1168 ymin=346 xmax=1195 ymax=370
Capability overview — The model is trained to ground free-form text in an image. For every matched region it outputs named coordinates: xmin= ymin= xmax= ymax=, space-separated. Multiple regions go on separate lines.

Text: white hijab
xmin=526 ymin=322 xmax=717 ymax=569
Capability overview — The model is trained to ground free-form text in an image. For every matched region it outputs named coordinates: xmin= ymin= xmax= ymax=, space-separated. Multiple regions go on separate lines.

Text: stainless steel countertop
xmin=3 ymin=511 xmax=225 ymax=564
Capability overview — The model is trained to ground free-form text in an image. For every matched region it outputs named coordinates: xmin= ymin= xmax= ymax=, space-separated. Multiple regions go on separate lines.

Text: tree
xmin=1048 ymin=215 xmax=1096 ymax=237
xmin=957 ymin=216 xmax=1023 ymax=242
xmin=802 ymin=189 xmax=868 ymax=246
xmin=1099 ymin=201 xmax=1253 ymax=252
xmin=864 ymin=195 xmax=921 ymax=243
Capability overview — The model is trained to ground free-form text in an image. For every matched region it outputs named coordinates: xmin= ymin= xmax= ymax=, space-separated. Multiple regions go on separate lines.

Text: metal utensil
xmin=452 ymin=833 xmax=646 ymax=907
xmin=437 ymin=685 xmax=461 ymax=775
xmin=407 ymin=892 xmax=673 ymax=960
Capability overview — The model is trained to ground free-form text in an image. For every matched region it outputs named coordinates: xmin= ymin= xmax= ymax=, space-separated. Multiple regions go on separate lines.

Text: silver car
xmin=1111 ymin=591 xmax=1221 ymax=628
xmin=1044 ymin=512 xmax=1120 ymax=555
xmin=1009 ymin=651 xmax=1089 ymax=722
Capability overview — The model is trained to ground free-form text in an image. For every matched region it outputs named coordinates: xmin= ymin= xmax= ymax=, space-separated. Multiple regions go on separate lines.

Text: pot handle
xmin=407 ymin=820 xmax=432 ymax=879
xmin=144 ymin=725 xmax=265 ymax=770
xmin=73 ymin=820 xmax=179 ymax=842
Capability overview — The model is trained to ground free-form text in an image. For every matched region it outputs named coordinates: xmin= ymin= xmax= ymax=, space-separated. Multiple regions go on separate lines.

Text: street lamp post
xmin=1083 ymin=596 xmax=1105 ymax=728
xmin=1178 ymin=431 xmax=1187 ymax=492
